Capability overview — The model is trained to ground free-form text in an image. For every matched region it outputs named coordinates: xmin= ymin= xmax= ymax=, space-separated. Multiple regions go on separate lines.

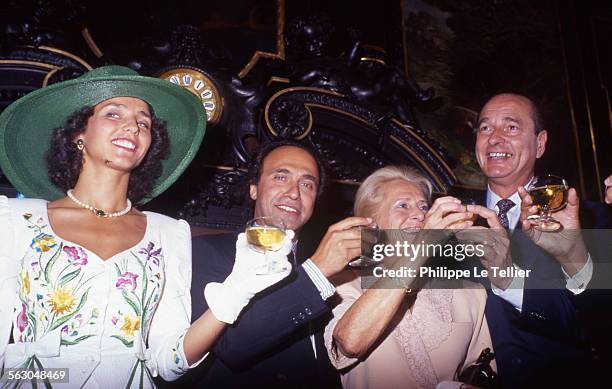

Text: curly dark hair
xmin=46 ymin=103 xmax=170 ymax=203
xmin=248 ymin=139 xmax=327 ymax=198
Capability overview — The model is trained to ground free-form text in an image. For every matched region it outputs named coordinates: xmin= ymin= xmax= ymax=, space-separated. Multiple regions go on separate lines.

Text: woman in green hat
xmin=0 ymin=66 xmax=293 ymax=388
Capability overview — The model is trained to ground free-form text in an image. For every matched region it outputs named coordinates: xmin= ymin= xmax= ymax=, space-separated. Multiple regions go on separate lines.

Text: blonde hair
xmin=354 ymin=165 xmax=433 ymax=218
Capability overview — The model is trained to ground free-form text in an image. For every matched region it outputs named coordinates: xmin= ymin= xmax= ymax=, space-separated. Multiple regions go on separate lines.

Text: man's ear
xmin=536 ymin=130 xmax=547 ymax=159
xmin=249 ymin=184 xmax=258 ymax=201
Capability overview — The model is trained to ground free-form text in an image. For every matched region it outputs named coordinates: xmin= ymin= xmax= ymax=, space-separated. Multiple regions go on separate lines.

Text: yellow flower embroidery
xmin=19 ymin=269 xmax=30 ymax=296
xmin=31 ymin=233 xmax=57 ymax=253
xmin=48 ymin=287 xmax=76 ymax=315
xmin=120 ymin=315 xmax=141 ymax=337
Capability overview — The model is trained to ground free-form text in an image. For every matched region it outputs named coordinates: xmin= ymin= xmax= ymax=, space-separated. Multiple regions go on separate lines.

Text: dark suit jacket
xmin=176 ymin=233 xmax=341 ymax=389
xmin=472 ymin=194 xmax=612 ymax=388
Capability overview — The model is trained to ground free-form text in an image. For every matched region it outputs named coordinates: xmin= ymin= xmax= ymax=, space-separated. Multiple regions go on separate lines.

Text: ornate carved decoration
xmin=0 ymin=0 xmax=93 ymax=111
xmin=0 ymin=0 xmax=88 ymax=52
xmin=262 ymin=87 xmax=455 ymax=192
xmin=285 ymin=13 xmax=335 ymax=61
xmin=283 ymin=14 xmax=434 ymax=128
xmin=238 ymin=0 xmax=286 ymax=78
xmin=167 ymin=25 xmax=208 ymax=67
xmin=0 ymin=5 xmax=457 ymax=230
xmin=179 ymin=168 xmax=251 ymax=230
xmin=266 ymin=97 xmax=312 ymax=139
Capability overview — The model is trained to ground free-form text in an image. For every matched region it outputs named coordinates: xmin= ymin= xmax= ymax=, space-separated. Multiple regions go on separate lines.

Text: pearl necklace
xmin=67 ymin=189 xmax=132 ymax=218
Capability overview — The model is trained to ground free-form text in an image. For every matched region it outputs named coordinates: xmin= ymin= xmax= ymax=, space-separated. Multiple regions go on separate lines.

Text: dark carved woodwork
xmin=133 ymin=25 xmax=230 ymax=73
xmin=0 ymin=45 xmax=90 ymax=110
xmin=0 ymin=5 xmax=456 ymax=231
xmin=181 ymin=12 xmax=454 ymax=229
xmin=0 ymin=0 xmax=93 ymax=111
xmin=179 ymin=168 xmax=252 ymax=230
xmin=0 ymin=0 xmax=87 ymax=52
xmin=266 ymin=98 xmax=311 ymax=139
xmin=283 ymin=14 xmax=434 ymax=129
xmin=225 ymin=76 xmax=268 ymax=163
xmin=262 ymin=88 xmax=454 ymax=189
xmin=285 ymin=13 xmax=335 ymax=61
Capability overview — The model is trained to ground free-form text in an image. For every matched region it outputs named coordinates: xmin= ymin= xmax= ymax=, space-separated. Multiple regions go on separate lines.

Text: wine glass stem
xmin=264 ymin=250 xmax=270 ymax=273
xmin=542 ymin=206 xmax=551 ymax=220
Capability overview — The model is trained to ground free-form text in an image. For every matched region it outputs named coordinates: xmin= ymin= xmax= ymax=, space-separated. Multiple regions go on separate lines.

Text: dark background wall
xmin=0 ymin=0 xmax=610 ymax=233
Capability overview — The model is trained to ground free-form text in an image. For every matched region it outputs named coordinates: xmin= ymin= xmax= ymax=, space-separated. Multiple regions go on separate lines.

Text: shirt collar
xmin=486 ymin=186 xmax=521 ymax=210
xmin=486 ymin=176 xmax=535 ymax=210
xmin=486 ymin=176 xmax=534 ymax=229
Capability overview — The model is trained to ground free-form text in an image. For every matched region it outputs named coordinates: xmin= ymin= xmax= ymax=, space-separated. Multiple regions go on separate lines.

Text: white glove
xmin=204 ymin=230 xmax=294 ymax=324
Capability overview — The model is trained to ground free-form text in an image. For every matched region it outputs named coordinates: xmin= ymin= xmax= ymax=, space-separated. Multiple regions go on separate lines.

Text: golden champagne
xmin=449 ymin=201 xmax=477 ymax=226
xmin=528 ymin=185 xmax=567 ymax=211
xmin=246 ymin=226 xmax=285 ymax=251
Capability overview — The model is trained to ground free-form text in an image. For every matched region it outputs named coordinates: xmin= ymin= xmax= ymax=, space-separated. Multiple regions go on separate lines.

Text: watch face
xmin=159 ymin=68 xmax=223 ymax=125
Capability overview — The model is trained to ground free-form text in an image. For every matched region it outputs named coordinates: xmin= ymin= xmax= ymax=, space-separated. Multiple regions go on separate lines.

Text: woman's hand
xmin=455 ymin=205 xmax=513 ymax=289
xmin=423 ymin=196 xmax=473 ymax=230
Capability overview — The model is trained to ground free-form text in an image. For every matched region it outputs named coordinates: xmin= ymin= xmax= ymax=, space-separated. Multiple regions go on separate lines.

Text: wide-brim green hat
xmin=0 ymin=65 xmax=206 ymax=203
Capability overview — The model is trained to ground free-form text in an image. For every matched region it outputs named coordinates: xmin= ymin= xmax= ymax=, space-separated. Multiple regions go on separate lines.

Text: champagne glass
xmin=245 ymin=216 xmax=288 ymax=274
xmin=526 ymin=175 xmax=569 ymax=232
xmin=349 ymin=225 xmax=382 ymax=267
xmin=450 ymin=198 xmax=478 ymax=227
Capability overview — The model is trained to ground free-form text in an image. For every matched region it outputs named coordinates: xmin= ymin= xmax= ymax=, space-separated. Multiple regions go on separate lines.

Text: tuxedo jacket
xmin=176 ymin=233 xmax=341 ymax=389
xmin=470 ymin=194 xmax=612 ymax=388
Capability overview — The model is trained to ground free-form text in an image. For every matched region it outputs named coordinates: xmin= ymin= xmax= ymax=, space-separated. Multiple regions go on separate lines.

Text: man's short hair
xmin=248 ymin=139 xmax=327 ymax=197
xmin=477 ymin=93 xmax=545 ymax=134
xmin=524 ymin=95 xmax=545 ymax=134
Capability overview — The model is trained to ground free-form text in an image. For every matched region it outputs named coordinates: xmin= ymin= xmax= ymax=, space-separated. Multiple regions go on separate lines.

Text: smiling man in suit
xmin=182 ymin=139 xmax=372 ymax=388
xmin=459 ymin=93 xmax=611 ymax=388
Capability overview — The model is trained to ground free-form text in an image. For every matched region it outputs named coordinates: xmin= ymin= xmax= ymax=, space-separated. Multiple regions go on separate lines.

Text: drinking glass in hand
xmin=349 ymin=225 xmax=381 ymax=267
xmin=450 ymin=198 xmax=478 ymax=227
xmin=526 ymin=175 xmax=568 ymax=232
xmin=246 ymin=216 xmax=288 ymax=274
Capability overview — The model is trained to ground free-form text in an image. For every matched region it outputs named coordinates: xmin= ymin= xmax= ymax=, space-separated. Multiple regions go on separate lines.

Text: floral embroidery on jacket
xmin=109 ymin=243 xmax=164 ymax=349
xmin=17 ymin=214 xmax=94 ymax=345
xmin=63 ymin=246 xmax=88 ymax=266
xmin=5 ymin=205 xmax=192 ymax=388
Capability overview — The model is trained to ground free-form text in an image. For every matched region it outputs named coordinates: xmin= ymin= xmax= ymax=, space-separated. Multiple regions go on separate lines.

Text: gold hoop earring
xmin=76 ymin=139 xmax=84 ymax=151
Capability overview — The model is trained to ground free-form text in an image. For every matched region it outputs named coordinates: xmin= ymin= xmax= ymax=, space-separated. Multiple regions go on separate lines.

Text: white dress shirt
xmin=302 ymin=259 xmax=336 ymax=359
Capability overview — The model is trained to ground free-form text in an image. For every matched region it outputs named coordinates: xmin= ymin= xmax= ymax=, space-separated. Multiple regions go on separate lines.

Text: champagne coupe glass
xmin=349 ymin=225 xmax=382 ymax=267
xmin=245 ymin=216 xmax=288 ymax=274
xmin=526 ymin=175 xmax=569 ymax=232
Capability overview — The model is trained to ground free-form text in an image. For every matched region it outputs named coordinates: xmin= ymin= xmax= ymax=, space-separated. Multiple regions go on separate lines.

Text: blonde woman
xmin=325 ymin=166 xmax=495 ymax=389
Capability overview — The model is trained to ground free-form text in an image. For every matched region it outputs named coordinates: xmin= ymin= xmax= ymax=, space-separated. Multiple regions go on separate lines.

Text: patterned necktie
xmin=496 ymin=198 xmax=515 ymax=228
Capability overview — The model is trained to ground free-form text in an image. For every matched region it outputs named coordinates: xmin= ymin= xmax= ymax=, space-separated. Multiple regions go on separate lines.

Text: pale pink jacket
xmin=325 ymin=271 xmax=495 ymax=389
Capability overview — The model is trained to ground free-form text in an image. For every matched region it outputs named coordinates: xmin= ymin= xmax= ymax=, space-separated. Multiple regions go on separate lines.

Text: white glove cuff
xmin=204 ymin=282 xmax=250 ymax=324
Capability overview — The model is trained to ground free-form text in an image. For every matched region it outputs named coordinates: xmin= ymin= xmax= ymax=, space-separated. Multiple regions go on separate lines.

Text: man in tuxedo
xmin=183 ymin=140 xmax=371 ymax=388
xmin=460 ymin=93 xmax=611 ymax=387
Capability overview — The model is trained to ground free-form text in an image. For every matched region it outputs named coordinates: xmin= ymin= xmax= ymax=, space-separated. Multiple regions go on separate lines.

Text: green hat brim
xmin=0 ymin=67 xmax=206 ymax=204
